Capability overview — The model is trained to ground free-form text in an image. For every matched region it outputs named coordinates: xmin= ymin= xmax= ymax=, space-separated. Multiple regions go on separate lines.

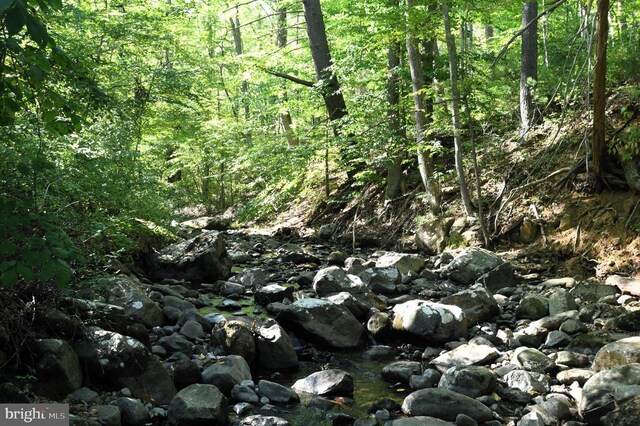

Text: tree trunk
xmin=275 ymin=5 xmax=298 ymax=147
xmin=302 ymin=0 xmax=348 ymax=124
xmin=406 ymin=0 xmax=441 ymax=214
xmin=442 ymin=2 xmax=474 ymax=216
xmin=592 ymin=0 xmax=609 ymax=180
xmin=280 ymin=110 xmax=298 ymax=147
xmin=520 ymin=1 xmax=538 ymax=132
xmin=385 ymin=43 xmax=405 ymax=201
xmin=276 ymin=7 xmax=287 ymax=48
xmin=230 ymin=12 xmax=251 ymax=144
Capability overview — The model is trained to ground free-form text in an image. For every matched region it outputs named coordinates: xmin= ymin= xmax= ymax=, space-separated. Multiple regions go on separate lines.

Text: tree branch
xmin=259 ymin=67 xmax=315 ymax=87
xmin=492 ymin=0 xmax=568 ymax=67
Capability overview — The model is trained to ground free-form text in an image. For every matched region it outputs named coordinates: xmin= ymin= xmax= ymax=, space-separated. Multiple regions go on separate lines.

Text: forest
xmin=1 ymin=0 xmax=640 ymax=425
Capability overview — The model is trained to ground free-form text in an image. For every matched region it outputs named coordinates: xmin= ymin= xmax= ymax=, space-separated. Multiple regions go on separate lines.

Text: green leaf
xmin=0 ymin=0 xmax=14 ymax=14
xmin=0 ymin=241 xmax=18 ymax=256
xmin=50 ymin=247 xmax=69 ymax=259
xmin=0 ymin=260 xmax=17 ymax=273
xmin=25 ymin=13 xmax=48 ymax=47
xmin=5 ymin=5 xmax=25 ymax=36
xmin=53 ymin=259 xmax=71 ymax=288
xmin=39 ymin=260 xmax=56 ymax=282
xmin=16 ymin=262 xmax=35 ymax=281
xmin=0 ymin=267 xmax=18 ymax=287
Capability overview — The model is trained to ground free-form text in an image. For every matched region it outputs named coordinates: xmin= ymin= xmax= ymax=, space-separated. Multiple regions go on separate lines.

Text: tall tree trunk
xmin=301 ymin=0 xmax=348 ymax=124
xmin=406 ymin=0 xmax=441 ymax=214
xmin=442 ymin=2 xmax=474 ymax=216
xmin=520 ymin=1 xmax=538 ymax=133
xmin=592 ymin=0 xmax=609 ymax=181
xmin=275 ymin=5 xmax=299 ymax=147
xmin=385 ymin=43 xmax=405 ymax=201
xmin=230 ymin=11 xmax=251 ymax=144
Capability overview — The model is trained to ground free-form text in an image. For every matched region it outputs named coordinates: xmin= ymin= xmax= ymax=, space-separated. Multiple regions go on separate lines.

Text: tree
xmin=520 ymin=0 xmax=538 ymax=132
xmin=592 ymin=0 xmax=609 ymax=182
xmin=406 ymin=0 xmax=441 ymax=214
xmin=384 ymin=43 xmax=405 ymax=201
xmin=441 ymin=2 xmax=474 ymax=216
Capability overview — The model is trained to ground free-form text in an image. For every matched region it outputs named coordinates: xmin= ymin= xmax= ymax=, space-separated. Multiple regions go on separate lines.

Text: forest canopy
xmin=1 ymin=0 xmax=639 ymax=287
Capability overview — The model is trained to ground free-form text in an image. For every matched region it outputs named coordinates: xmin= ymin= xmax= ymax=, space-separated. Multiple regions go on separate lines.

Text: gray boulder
xmin=222 ymin=321 xmax=256 ymax=363
xmin=430 ymin=344 xmax=499 ymax=373
xmin=239 ymin=415 xmax=290 ymax=426
xmin=375 ymin=252 xmax=425 ymax=275
xmin=439 ymin=248 xmax=504 ymax=284
xmin=548 ymin=289 xmax=578 ymax=315
xmin=441 ymin=284 xmax=499 ymax=324
xmin=438 ymin=366 xmax=497 ymax=398
xmin=98 ymin=275 xmax=164 ymax=328
xmin=593 ymin=336 xmax=640 ymax=372
xmin=292 ymin=369 xmax=353 ymax=396
xmin=201 ymin=355 xmax=251 ymax=394
xmin=401 ymin=388 xmax=493 ymax=422
xmin=381 ymin=361 xmax=422 ymax=384
xmin=257 ymin=380 xmax=299 ymax=404
xmin=113 ymin=397 xmax=149 ymax=426
xmin=30 ymin=339 xmax=82 ymax=398
xmin=312 ymin=266 xmax=366 ymax=296
xmin=115 ymin=356 xmax=176 ymax=405
xmin=416 ymin=217 xmax=455 ymax=255
xmin=516 ymin=295 xmax=550 ymax=320
xmin=579 ymin=363 xmax=640 ymax=423
xmin=255 ymin=284 xmax=294 ymax=306
xmin=74 ymin=327 xmax=150 ymax=381
xmin=149 ymin=230 xmax=232 ymax=284
xmin=255 ymin=320 xmax=298 ymax=370
xmin=167 ymin=384 xmax=228 ymax=425
xmin=268 ymin=298 xmax=365 ymax=349
xmin=392 ymin=300 xmax=467 ymax=342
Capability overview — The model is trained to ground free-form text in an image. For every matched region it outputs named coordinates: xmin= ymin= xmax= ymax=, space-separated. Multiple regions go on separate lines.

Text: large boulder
xmin=222 ymin=321 xmax=256 ymax=363
xmin=440 ymin=284 xmax=499 ymax=324
xmin=167 ymin=384 xmax=228 ymax=425
xmin=98 ymin=275 xmax=164 ymax=328
xmin=201 ymin=355 xmax=251 ymax=394
xmin=375 ymin=253 xmax=426 ymax=275
xmin=416 ymin=218 xmax=455 ymax=255
xmin=430 ymin=344 xmax=499 ymax=373
xmin=312 ymin=266 xmax=366 ymax=296
xmin=30 ymin=339 xmax=82 ymax=398
xmin=268 ymin=298 xmax=365 ymax=349
xmin=115 ymin=356 xmax=176 ymax=404
xmin=392 ymin=300 xmax=467 ymax=342
xmin=255 ymin=320 xmax=298 ymax=370
xmin=439 ymin=248 xmax=504 ymax=284
xmin=149 ymin=230 xmax=232 ymax=284
xmin=74 ymin=327 xmax=150 ymax=381
xmin=292 ymin=369 xmax=353 ymax=396
xmin=438 ymin=366 xmax=497 ymax=398
xmin=579 ymin=363 xmax=640 ymax=423
xmin=401 ymin=388 xmax=493 ymax=422
xmin=592 ymin=336 xmax=640 ymax=372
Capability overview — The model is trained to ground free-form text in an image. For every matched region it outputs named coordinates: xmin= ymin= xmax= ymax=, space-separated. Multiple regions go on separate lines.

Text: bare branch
xmin=259 ymin=67 xmax=315 ymax=87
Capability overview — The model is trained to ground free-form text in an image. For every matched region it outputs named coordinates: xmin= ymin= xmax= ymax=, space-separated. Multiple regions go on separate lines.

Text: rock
xmin=74 ymin=327 xmax=150 ymax=381
xmin=327 ymin=250 xmax=348 ymax=266
xmin=593 ymin=336 xmax=640 ymax=372
xmin=220 ymin=281 xmax=245 ymax=296
xmin=559 ymin=318 xmax=588 ymax=335
xmin=167 ymin=384 xmax=228 ymax=425
xmin=401 ymin=388 xmax=493 ymax=422
xmin=94 ymin=405 xmax=121 ymax=426
xmin=544 ymin=330 xmax=572 ymax=348
xmin=115 ymin=356 xmax=176 ymax=405
xmin=231 ymin=384 xmax=259 ymax=404
xmin=389 ymin=417 xmax=455 ymax=426
xmin=606 ymin=275 xmax=640 ymax=297
xmin=570 ymin=282 xmax=617 ymax=303
xmin=257 ymin=380 xmax=299 ymax=404
xmin=410 ymin=370 xmax=441 ymax=390
xmin=375 ymin=253 xmax=425 ymax=275
xmin=292 ymin=369 xmax=354 ymax=396
xmin=237 ymin=268 xmax=269 ymax=288
xmin=318 ymin=223 xmax=337 ymax=240
xmin=312 ymin=266 xmax=366 ymax=296
xmin=519 ymin=217 xmax=538 ymax=243
xmin=268 ymin=298 xmax=365 ymax=349
xmin=71 ymin=387 xmax=100 ymax=404
xmin=502 ymin=370 xmax=549 ymax=393
xmin=392 ymin=300 xmax=467 ymax=342
xmin=219 ymin=299 xmax=242 ymax=311
xmin=157 ymin=334 xmax=194 ymax=357
xmin=416 ymin=217 xmax=455 ymax=255
xmin=327 ymin=292 xmax=372 ymax=320
xmin=439 ymin=248 xmax=504 ymax=284
xmin=171 ymin=359 xmax=201 ymax=390
xmin=367 ymin=311 xmax=393 ymax=339
xmin=255 ymin=320 xmax=298 ymax=370
xmin=438 ymin=366 xmax=497 ymax=398
xmin=556 ymin=368 xmax=594 ymax=385
xmin=255 ymin=284 xmax=294 ymax=306
xmin=548 ymin=289 xmax=578 ymax=315
xmin=39 ymin=308 xmax=83 ymax=339
xmin=609 ymin=310 xmax=640 ymax=332
xmin=517 ymin=412 xmax=544 ymax=426
xmin=567 ymin=332 xmax=626 ymax=356
xmin=455 ymin=414 xmax=478 ymax=426
xmin=530 ymin=310 xmax=580 ymax=330
xmin=512 ymin=347 xmax=555 ymax=373
xmin=239 ymin=415 xmax=290 ymax=426
xmin=515 ymin=295 xmax=549 ymax=320
xmin=30 ymin=339 xmax=82 ymax=398
xmin=601 ymin=395 xmax=640 ymax=426
xmin=360 ymin=267 xmax=399 ymax=294
xmin=222 ymin=321 xmax=256 ymax=363
xmin=440 ymin=284 xmax=499 ymax=324
xmin=476 ymin=262 xmax=516 ymax=293
xmin=201 ymin=355 xmax=252 ymax=394
xmin=149 ymin=230 xmax=232 ymax=284
xmin=96 ymin=275 xmax=164 ymax=328
xmin=554 ymin=350 xmax=590 ymax=368
xmin=381 ymin=361 xmax=422 ymax=384
xmin=579 ymin=363 xmax=640 ymax=423
xmin=363 ymin=345 xmax=395 ymax=361
xmin=113 ymin=397 xmax=149 ymax=426
xmin=527 ymin=396 xmax=573 ymax=424
xmin=179 ymin=320 xmax=204 ymax=341
xmin=430 ymin=344 xmax=499 ymax=373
